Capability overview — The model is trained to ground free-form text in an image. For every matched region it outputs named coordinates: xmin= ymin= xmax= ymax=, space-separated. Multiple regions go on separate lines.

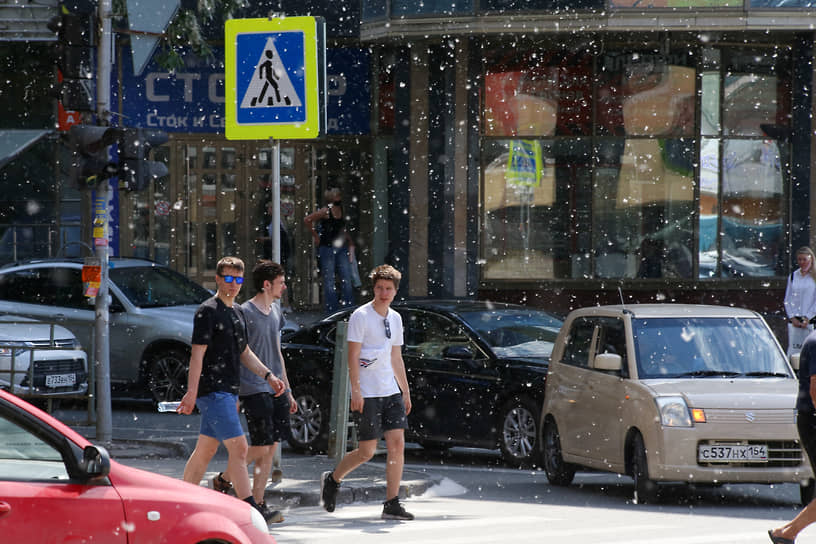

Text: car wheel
xmin=631 ymin=433 xmax=659 ymax=504
xmin=801 ymin=478 xmax=816 ymax=505
xmin=499 ymin=396 xmax=540 ymax=467
xmin=289 ymin=384 xmax=329 ymax=454
xmin=146 ymin=348 xmax=189 ymax=403
xmin=543 ymin=419 xmax=576 ymax=486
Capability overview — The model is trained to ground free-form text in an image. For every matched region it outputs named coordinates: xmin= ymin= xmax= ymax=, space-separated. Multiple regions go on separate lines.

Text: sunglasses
xmin=384 ymin=318 xmax=391 ymax=339
xmin=219 ymin=274 xmax=244 ymax=284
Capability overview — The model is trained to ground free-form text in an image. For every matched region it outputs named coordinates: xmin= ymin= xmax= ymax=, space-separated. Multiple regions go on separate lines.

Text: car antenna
xmin=618 ymin=286 xmax=626 ymax=309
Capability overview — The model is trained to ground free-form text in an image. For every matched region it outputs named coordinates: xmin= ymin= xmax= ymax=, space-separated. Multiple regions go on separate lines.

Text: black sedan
xmin=283 ymin=300 xmax=562 ymax=467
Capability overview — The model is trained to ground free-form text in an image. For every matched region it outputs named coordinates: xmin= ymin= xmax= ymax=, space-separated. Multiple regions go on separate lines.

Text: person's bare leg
xmin=223 ymin=434 xmax=251 ymax=499
xmin=182 ymin=435 xmax=219 ymax=486
xmin=383 ymin=429 xmax=405 ymax=500
xmin=333 ymin=439 xmax=378 ymax=481
xmin=771 ymin=499 xmax=816 ymax=542
xmin=251 ymin=444 xmax=275 ymax=504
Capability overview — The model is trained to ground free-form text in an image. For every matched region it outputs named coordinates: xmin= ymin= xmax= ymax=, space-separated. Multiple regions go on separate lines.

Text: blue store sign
xmin=117 ymin=47 xmax=370 ymax=135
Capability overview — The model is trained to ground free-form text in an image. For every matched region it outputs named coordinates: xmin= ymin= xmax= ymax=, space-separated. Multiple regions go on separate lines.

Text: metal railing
xmin=1 ymin=320 xmax=94 ymax=421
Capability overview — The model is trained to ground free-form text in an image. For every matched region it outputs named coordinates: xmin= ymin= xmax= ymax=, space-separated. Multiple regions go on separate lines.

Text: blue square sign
xmin=225 ymin=17 xmax=324 ymax=140
xmin=235 ymin=31 xmax=306 ymax=125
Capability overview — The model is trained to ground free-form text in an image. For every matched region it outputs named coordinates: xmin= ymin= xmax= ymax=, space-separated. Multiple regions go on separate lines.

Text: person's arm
xmin=277 ymin=343 xmax=298 ymax=414
xmin=239 ymin=346 xmax=285 ymax=395
xmin=304 ymin=207 xmax=328 ymax=245
xmin=347 ymin=340 xmax=363 ymax=413
xmin=178 ymin=344 xmax=206 ymax=414
xmin=810 ymin=375 xmax=816 ymax=412
xmin=390 ymin=345 xmax=412 ymax=415
xmin=785 ymin=274 xmax=796 ymax=321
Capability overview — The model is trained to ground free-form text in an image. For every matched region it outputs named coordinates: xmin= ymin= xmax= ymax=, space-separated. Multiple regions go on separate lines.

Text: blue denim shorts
xmin=196 ymin=391 xmax=244 ymax=441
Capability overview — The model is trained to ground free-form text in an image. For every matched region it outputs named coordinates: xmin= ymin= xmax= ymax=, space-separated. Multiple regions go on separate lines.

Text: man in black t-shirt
xmin=178 ymin=256 xmax=285 ymax=522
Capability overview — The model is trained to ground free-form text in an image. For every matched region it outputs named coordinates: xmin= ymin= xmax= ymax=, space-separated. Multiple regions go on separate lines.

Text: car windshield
xmin=460 ymin=308 xmax=563 ymax=359
xmin=633 ymin=317 xmax=791 ymax=379
xmin=111 ymin=266 xmax=211 ymax=308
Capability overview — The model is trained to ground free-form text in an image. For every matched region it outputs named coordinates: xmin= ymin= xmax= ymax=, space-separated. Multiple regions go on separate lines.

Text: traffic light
xmin=47 ymin=0 xmax=95 ymax=112
xmin=59 ymin=125 xmax=121 ymax=189
xmin=118 ymin=128 xmax=169 ymax=192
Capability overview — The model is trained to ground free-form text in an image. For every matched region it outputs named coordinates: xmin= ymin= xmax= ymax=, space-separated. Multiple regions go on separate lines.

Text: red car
xmin=0 ymin=390 xmax=274 ymax=543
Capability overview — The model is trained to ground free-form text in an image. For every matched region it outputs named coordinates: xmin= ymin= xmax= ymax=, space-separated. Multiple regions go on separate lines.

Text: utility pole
xmin=94 ymin=0 xmax=113 ymax=442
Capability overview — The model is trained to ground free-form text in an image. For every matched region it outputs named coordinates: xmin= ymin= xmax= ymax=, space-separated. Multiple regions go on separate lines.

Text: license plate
xmin=45 ymin=373 xmax=76 ymax=387
xmin=698 ymin=444 xmax=768 ymax=462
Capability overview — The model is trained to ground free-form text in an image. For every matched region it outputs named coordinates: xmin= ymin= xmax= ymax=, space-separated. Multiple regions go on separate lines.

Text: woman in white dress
xmin=784 ymin=246 xmax=816 ymax=358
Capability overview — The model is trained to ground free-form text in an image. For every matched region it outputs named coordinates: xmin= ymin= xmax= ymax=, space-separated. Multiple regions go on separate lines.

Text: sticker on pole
xmin=225 ymin=17 xmax=325 ymax=140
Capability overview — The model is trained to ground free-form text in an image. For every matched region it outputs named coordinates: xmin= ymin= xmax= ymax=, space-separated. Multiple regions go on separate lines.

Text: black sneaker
xmin=381 ymin=497 xmax=414 ymax=521
xmin=321 ymin=471 xmax=339 ymax=512
xmin=258 ymin=502 xmax=284 ymax=524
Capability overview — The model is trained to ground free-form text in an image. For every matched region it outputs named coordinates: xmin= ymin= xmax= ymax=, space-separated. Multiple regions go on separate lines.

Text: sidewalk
xmin=71 ymin=423 xmax=442 ymax=510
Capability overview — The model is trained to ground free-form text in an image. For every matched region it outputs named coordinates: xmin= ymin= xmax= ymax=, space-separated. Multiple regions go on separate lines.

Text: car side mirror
xmin=594 ymin=352 xmax=622 ymax=371
xmin=443 ymin=345 xmax=475 ymax=360
xmin=791 ymin=353 xmax=801 ymax=371
xmin=81 ymin=445 xmax=111 ymax=480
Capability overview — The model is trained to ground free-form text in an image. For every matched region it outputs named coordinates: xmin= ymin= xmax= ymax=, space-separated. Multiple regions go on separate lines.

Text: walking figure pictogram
xmin=251 ymin=49 xmax=292 ymax=107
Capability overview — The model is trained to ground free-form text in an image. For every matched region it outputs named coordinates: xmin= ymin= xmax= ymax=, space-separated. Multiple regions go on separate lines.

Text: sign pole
xmin=270 ymin=136 xmax=282 ymax=471
xmin=271 ymin=137 xmax=280 ymax=265
xmin=94 ymin=0 xmax=114 ymax=443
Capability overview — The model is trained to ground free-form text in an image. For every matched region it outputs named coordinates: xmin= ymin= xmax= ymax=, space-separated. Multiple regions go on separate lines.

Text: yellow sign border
xmin=225 ymin=17 xmax=320 ymax=140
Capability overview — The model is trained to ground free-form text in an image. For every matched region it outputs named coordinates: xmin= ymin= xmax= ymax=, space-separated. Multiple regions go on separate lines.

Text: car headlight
xmin=655 ymin=396 xmax=693 ymax=427
xmin=249 ymin=504 xmax=268 ymax=533
xmin=0 ymin=342 xmax=29 ymax=358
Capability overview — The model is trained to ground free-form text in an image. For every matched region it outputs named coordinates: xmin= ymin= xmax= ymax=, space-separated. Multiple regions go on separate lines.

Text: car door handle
xmin=0 ymin=501 xmax=11 ymax=517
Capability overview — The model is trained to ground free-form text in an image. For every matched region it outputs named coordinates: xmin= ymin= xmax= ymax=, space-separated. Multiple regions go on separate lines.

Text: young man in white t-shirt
xmin=320 ymin=264 xmax=414 ymax=520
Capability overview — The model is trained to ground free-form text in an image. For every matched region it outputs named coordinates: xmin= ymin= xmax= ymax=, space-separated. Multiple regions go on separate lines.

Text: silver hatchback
xmin=0 ymin=259 xmax=211 ymax=402
xmin=0 ymin=315 xmax=88 ymax=399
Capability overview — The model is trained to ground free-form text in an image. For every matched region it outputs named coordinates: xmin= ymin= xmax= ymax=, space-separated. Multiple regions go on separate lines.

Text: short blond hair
xmin=370 ymin=264 xmax=401 ymax=290
xmin=324 ymin=188 xmax=341 ymax=203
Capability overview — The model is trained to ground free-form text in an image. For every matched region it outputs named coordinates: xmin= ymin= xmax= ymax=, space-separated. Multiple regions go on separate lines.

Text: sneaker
xmin=381 ymin=497 xmax=414 ymax=521
xmin=320 ymin=471 xmax=339 ymax=512
xmin=208 ymin=472 xmax=232 ymax=494
xmin=259 ymin=502 xmax=284 ymax=524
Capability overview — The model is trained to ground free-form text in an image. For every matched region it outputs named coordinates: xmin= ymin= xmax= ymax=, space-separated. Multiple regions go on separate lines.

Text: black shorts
xmin=355 ymin=393 xmax=407 ymax=442
xmin=240 ymin=392 xmax=291 ymax=446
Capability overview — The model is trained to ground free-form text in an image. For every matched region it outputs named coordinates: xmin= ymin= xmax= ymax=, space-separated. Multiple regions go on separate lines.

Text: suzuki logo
xmin=745 ymin=412 xmax=756 ymax=422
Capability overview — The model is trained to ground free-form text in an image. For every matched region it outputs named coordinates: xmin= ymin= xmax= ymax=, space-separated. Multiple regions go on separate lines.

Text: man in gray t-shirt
xmin=211 ymin=261 xmax=296 ymax=522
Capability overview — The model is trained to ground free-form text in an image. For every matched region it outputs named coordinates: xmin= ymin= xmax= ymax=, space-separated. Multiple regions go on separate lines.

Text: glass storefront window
xmin=484 ymin=51 xmax=592 ymax=137
xmin=724 ymin=74 xmax=787 ymax=137
xmin=482 ymin=44 xmax=792 ymax=281
xmin=481 ymin=138 xmax=592 ymax=279
xmin=593 ymin=138 xmax=695 ymax=279
xmin=597 ymin=52 xmax=695 ymax=137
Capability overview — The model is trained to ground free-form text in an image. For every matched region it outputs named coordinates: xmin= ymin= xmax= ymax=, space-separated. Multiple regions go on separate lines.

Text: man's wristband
xmin=264 ymin=371 xmax=271 ymax=381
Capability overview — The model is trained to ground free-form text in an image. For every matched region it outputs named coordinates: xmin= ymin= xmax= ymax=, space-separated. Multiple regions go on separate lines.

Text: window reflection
xmin=481 ymin=46 xmax=791 ymax=281
xmin=594 ymin=138 xmax=695 ymax=279
xmin=482 ymin=138 xmax=591 ymax=280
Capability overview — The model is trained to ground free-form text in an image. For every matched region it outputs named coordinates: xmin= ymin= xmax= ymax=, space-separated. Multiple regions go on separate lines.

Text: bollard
xmin=327 ymin=321 xmax=350 ymax=460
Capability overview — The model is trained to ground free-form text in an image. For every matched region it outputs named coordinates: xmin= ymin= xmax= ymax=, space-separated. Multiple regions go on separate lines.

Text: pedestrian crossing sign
xmin=225 ymin=17 xmax=325 ymax=140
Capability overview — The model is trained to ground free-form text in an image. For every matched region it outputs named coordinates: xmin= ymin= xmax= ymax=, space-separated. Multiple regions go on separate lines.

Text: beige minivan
xmin=540 ymin=304 xmax=813 ymax=504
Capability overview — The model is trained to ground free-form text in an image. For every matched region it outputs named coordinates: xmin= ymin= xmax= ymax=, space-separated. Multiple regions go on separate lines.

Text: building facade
xmin=2 ymin=0 xmax=816 ymax=331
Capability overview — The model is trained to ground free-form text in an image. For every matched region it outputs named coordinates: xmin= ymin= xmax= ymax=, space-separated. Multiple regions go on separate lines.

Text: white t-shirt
xmin=785 ymin=269 xmax=816 ymax=320
xmin=347 ymin=301 xmax=403 ymax=398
